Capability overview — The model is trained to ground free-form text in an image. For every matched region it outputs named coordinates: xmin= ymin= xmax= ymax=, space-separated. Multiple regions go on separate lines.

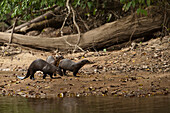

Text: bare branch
xmin=59 ymin=0 xmax=70 ymax=34
xmin=9 ymin=17 xmax=18 ymax=44
xmin=78 ymin=15 xmax=89 ymax=31
xmin=71 ymin=6 xmax=82 ymax=53
xmin=60 ymin=0 xmax=84 ymax=52
xmin=33 ymin=5 xmax=59 ymax=13
xmin=126 ymin=13 xmax=137 ymax=47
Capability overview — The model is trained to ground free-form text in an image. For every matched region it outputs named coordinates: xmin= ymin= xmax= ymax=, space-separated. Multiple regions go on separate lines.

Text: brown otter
xmin=46 ymin=55 xmax=64 ymax=67
xmin=58 ymin=59 xmax=91 ymax=77
xmin=17 ymin=59 xmax=59 ymax=80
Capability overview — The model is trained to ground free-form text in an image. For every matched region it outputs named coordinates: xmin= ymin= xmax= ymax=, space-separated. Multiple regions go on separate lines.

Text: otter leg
xmin=24 ymin=70 xmax=31 ymax=79
xmin=58 ymin=67 xmax=63 ymax=76
xmin=53 ymin=71 xmax=57 ymax=76
xmin=43 ymin=73 xmax=47 ymax=79
xmin=30 ymin=71 xmax=35 ymax=80
xmin=49 ymin=74 xmax=54 ymax=79
xmin=30 ymin=76 xmax=35 ymax=80
xmin=73 ymin=70 xmax=79 ymax=77
xmin=63 ymin=69 xmax=67 ymax=75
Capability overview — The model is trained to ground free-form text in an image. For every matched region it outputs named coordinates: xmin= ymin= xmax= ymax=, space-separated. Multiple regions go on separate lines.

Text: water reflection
xmin=0 ymin=95 xmax=169 ymax=113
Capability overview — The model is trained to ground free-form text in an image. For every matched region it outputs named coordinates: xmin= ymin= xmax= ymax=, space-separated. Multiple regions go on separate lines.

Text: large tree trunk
xmin=0 ymin=6 xmax=166 ymax=51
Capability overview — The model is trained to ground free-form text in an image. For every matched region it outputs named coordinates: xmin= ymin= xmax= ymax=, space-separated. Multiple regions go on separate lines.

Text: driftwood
xmin=20 ymin=15 xmax=65 ymax=33
xmin=6 ymin=7 xmax=61 ymax=33
xmin=0 ymin=7 xmax=165 ymax=51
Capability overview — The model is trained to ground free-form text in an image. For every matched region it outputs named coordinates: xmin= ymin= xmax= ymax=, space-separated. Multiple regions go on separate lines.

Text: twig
xmin=79 ymin=16 xmax=89 ymax=31
xmin=128 ymin=24 xmax=136 ymax=43
xmin=71 ymin=6 xmax=81 ymax=53
xmin=9 ymin=17 xmax=18 ymax=44
xmin=77 ymin=11 xmax=89 ymax=31
xmin=126 ymin=13 xmax=137 ymax=47
xmin=64 ymin=36 xmax=84 ymax=52
xmin=161 ymin=2 xmax=168 ymax=40
xmin=33 ymin=5 xmax=59 ymax=13
xmin=93 ymin=37 xmax=100 ymax=56
xmin=59 ymin=0 xmax=70 ymax=35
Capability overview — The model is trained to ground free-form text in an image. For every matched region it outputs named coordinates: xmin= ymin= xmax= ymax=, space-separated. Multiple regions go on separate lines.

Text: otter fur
xmin=46 ymin=55 xmax=64 ymax=67
xmin=17 ymin=59 xmax=59 ymax=80
xmin=58 ymin=59 xmax=90 ymax=77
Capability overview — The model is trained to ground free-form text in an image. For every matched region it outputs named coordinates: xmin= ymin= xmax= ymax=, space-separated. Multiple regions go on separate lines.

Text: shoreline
xmin=0 ymin=71 xmax=169 ymax=99
xmin=0 ymin=36 xmax=169 ymax=99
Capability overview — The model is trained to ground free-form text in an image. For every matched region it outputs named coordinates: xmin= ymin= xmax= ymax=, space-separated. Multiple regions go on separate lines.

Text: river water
xmin=0 ymin=95 xmax=169 ymax=113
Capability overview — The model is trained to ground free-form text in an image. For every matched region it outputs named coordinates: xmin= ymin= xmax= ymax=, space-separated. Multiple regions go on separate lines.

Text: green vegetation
xmin=120 ymin=0 xmax=154 ymax=15
xmin=0 ymin=0 xmax=108 ymax=21
xmin=0 ymin=0 xmax=59 ymax=21
xmin=120 ymin=0 xmax=169 ymax=15
xmin=0 ymin=0 xmax=169 ymax=22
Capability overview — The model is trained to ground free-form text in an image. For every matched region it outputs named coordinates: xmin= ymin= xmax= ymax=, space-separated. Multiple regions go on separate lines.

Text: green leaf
xmin=122 ymin=4 xmax=126 ymax=11
xmin=120 ymin=0 xmax=125 ymax=3
xmin=142 ymin=0 xmax=145 ymax=4
xmin=80 ymin=1 xmax=85 ymax=9
xmin=93 ymin=8 xmax=97 ymax=15
xmin=141 ymin=9 xmax=147 ymax=16
xmin=125 ymin=1 xmax=132 ymax=12
xmin=73 ymin=0 xmax=80 ymax=7
xmin=107 ymin=14 xmax=112 ymax=22
xmin=11 ymin=13 xmax=15 ymax=18
xmin=82 ymin=4 xmax=86 ymax=9
xmin=132 ymin=0 xmax=136 ymax=8
xmin=137 ymin=8 xmax=147 ymax=16
xmin=85 ymin=13 xmax=90 ymax=17
xmin=137 ymin=8 xmax=141 ymax=15
xmin=1 ymin=1 xmax=4 ymax=6
xmin=103 ymin=48 xmax=107 ymax=52
xmin=87 ymin=1 xmax=93 ymax=10
xmin=44 ymin=16 xmax=47 ymax=19
xmin=14 ymin=7 xmax=18 ymax=15
xmin=147 ymin=0 xmax=150 ymax=6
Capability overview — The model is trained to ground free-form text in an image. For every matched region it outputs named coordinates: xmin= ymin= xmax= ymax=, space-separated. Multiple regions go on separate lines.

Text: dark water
xmin=0 ymin=95 xmax=169 ymax=113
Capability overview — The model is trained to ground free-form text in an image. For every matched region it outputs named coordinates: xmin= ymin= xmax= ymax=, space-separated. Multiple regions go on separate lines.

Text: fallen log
xmin=0 ymin=6 xmax=166 ymax=51
xmin=0 ymin=32 xmax=78 ymax=50
xmin=80 ymin=6 xmax=164 ymax=50
xmin=6 ymin=6 xmax=61 ymax=33
xmin=20 ymin=16 xmax=65 ymax=33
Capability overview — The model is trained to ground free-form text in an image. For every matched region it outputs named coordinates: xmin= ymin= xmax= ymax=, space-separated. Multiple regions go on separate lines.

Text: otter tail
xmin=17 ymin=70 xmax=30 ymax=80
xmin=17 ymin=76 xmax=25 ymax=80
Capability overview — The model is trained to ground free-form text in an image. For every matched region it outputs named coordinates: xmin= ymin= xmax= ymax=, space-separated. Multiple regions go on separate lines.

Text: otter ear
xmin=87 ymin=60 xmax=93 ymax=64
xmin=60 ymin=56 xmax=64 ymax=59
xmin=56 ymin=55 xmax=64 ymax=59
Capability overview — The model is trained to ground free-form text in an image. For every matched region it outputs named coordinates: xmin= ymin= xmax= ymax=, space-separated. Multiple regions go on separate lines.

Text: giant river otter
xmin=17 ymin=59 xmax=59 ymax=80
xmin=58 ymin=59 xmax=91 ymax=77
xmin=46 ymin=55 xmax=64 ymax=67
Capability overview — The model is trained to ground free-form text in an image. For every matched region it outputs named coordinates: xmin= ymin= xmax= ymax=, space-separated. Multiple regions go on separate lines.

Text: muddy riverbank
xmin=0 ymin=36 xmax=169 ymax=98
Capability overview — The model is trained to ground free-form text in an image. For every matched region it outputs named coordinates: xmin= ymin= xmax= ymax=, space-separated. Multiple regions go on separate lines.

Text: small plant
xmin=120 ymin=0 xmax=154 ymax=15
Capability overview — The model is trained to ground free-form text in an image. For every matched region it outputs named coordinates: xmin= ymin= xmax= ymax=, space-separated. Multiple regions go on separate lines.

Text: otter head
xmin=55 ymin=55 xmax=64 ymax=60
xmin=59 ymin=55 xmax=64 ymax=60
xmin=81 ymin=59 xmax=91 ymax=64
xmin=54 ymin=55 xmax=64 ymax=66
